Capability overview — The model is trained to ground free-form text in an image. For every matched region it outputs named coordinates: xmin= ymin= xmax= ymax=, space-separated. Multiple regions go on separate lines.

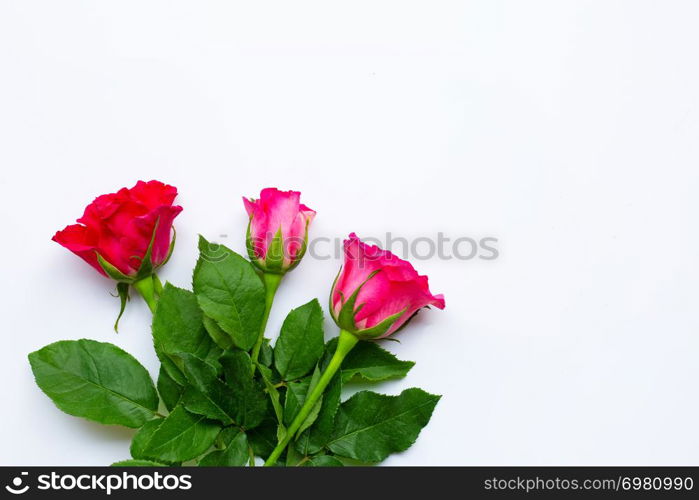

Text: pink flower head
xmin=243 ymin=188 xmax=316 ymax=273
xmin=330 ymin=233 xmax=445 ymax=339
xmin=52 ymin=180 xmax=182 ymax=281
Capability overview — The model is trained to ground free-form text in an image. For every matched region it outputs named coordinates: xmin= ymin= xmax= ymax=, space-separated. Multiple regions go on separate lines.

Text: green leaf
xmin=285 ymin=443 xmax=304 ymax=466
xmin=274 ymin=299 xmax=325 ymax=381
xmin=199 ymin=428 xmax=249 ymax=466
xmin=324 ymin=338 xmax=414 ymax=383
xmin=178 ymin=354 xmax=238 ymax=425
xmin=111 ymin=459 xmax=167 ymax=467
xmin=295 ymin=373 xmax=341 ymax=456
xmin=303 ymin=455 xmax=344 ymax=467
xmin=28 ymin=340 xmax=158 ymax=428
xmin=193 ymin=236 xmax=266 ymax=351
xmin=220 ymin=350 xmax=268 ymax=429
xmin=142 ymin=405 xmax=221 ymax=463
xmin=152 ymin=284 xmax=221 ymax=385
xmin=157 ymin=366 xmax=182 ymax=412
xmin=247 ymin=418 xmax=277 ymax=458
xmin=283 ymin=378 xmax=310 ymax=427
xmin=130 ymin=418 xmax=164 ymax=460
xmin=259 ymin=338 xmax=273 ymax=367
xmin=203 ymin=315 xmax=234 ymax=350
xmin=283 ymin=370 xmax=322 ymax=438
xmin=294 ymin=368 xmax=323 ymax=438
xmin=327 ymin=388 xmax=440 ymax=462
xmin=257 ymin=364 xmax=284 ymax=425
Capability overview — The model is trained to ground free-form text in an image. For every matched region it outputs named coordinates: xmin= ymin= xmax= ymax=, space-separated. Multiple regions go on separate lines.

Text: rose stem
xmin=251 ymin=272 xmax=283 ymax=373
xmin=133 ymin=275 xmax=158 ymax=314
xmin=264 ymin=329 xmax=359 ymax=466
xmin=152 ymin=273 xmax=164 ymax=297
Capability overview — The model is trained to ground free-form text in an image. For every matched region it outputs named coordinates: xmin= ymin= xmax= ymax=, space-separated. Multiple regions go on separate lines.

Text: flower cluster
xmin=30 ymin=180 xmax=446 ymax=467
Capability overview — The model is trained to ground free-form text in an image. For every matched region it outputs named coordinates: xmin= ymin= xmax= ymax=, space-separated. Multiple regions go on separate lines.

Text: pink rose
xmin=52 ymin=180 xmax=182 ymax=280
xmin=243 ymin=188 xmax=315 ymax=273
xmin=330 ymin=233 xmax=445 ymax=339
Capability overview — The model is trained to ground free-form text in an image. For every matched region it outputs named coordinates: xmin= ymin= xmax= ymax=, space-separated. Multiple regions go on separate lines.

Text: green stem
xmin=251 ymin=272 xmax=282 ymax=370
xmin=152 ymin=273 xmax=164 ymax=297
xmin=264 ymin=329 xmax=359 ymax=466
xmin=133 ymin=276 xmax=158 ymax=314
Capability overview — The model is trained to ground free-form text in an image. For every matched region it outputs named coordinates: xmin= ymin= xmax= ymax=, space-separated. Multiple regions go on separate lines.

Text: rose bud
xmin=330 ymin=233 xmax=445 ymax=339
xmin=52 ymin=180 xmax=182 ymax=322
xmin=243 ymin=188 xmax=316 ymax=274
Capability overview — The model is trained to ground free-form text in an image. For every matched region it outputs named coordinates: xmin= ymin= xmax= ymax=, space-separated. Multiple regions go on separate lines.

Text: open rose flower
xmin=244 ymin=188 xmax=315 ymax=273
xmin=330 ymin=233 xmax=445 ymax=339
xmin=52 ymin=180 xmax=182 ymax=281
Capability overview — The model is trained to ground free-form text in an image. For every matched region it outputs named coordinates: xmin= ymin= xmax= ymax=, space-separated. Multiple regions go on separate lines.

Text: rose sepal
xmin=130 ymin=217 xmax=160 ymax=281
xmin=113 ymin=282 xmax=130 ymax=332
xmin=330 ymin=269 xmax=408 ymax=340
xmin=95 ymin=218 xmax=175 ymax=285
xmin=335 ymin=296 xmax=407 ymax=340
xmin=260 ymin=227 xmax=285 ymax=273
xmin=280 ymin=220 xmax=309 ymax=273
xmin=97 ymin=254 xmax=134 ymax=283
xmin=246 ymin=222 xmax=310 ymax=274
xmin=347 ymin=308 xmax=408 ymax=340
xmin=95 ymin=219 xmax=170 ymax=325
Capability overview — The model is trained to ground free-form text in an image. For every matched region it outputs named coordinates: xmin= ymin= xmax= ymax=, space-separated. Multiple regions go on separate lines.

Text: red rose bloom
xmin=330 ymin=233 xmax=445 ymax=339
xmin=52 ymin=180 xmax=182 ymax=279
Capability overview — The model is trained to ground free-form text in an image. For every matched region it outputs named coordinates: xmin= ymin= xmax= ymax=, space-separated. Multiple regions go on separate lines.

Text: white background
xmin=1 ymin=1 xmax=698 ymax=466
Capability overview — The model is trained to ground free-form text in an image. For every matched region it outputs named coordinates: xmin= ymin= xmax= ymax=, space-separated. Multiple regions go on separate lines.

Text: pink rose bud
xmin=330 ymin=233 xmax=445 ymax=339
xmin=52 ymin=180 xmax=182 ymax=282
xmin=243 ymin=188 xmax=316 ymax=273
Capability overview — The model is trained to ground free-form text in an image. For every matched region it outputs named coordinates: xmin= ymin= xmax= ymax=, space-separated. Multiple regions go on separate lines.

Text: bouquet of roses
xmin=30 ymin=180 xmax=445 ymax=466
